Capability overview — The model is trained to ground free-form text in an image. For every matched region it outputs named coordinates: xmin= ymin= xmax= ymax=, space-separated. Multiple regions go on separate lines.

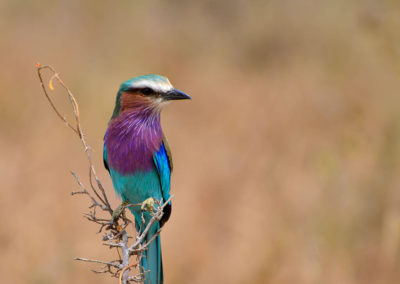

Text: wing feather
xmin=153 ymin=135 xmax=173 ymax=227
xmin=103 ymin=143 xmax=110 ymax=173
xmin=161 ymin=133 xmax=173 ymax=172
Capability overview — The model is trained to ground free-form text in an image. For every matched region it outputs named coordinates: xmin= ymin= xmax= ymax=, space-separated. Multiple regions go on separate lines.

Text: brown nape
xmin=120 ymin=91 xmax=154 ymax=112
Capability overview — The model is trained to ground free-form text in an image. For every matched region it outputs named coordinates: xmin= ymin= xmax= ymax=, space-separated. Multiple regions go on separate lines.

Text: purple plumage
xmin=105 ymin=101 xmax=163 ymax=175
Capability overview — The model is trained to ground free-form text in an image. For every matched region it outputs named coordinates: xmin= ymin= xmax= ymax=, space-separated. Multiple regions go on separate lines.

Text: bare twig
xmin=120 ymin=231 xmax=130 ymax=283
xmin=37 ymin=64 xmax=112 ymax=214
xmin=128 ymin=196 xmax=173 ymax=253
xmin=74 ymin=257 xmax=121 ymax=268
xmin=119 ymin=262 xmax=139 ymax=284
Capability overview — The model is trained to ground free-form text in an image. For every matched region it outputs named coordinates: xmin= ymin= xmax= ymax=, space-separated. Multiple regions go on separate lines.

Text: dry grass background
xmin=1 ymin=0 xmax=400 ymax=283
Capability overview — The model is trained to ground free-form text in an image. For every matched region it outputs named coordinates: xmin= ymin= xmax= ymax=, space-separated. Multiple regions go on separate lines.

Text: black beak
xmin=164 ymin=89 xmax=191 ymax=101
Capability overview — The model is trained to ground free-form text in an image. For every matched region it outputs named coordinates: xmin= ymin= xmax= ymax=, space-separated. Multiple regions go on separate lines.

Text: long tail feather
xmin=141 ymin=226 xmax=163 ymax=284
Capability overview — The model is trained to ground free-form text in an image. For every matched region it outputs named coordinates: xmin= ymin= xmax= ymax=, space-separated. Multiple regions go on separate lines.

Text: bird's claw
xmin=141 ymin=197 xmax=155 ymax=213
xmin=112 ymin=201 xmax=129 ymax=221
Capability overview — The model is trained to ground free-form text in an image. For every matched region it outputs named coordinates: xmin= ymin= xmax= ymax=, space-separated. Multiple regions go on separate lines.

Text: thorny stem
xmin=119 ymin=261 xmax=139 ymax=284
xmin=37 ymin=64 xmax=111 ymax=214
xmin=121 ymin=231 xmax=130 ymax=284
xmin=74 ymin=257 xmax=121 ymax=268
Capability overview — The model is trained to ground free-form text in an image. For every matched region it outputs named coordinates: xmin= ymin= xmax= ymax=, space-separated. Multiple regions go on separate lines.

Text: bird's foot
xmin=141 ymin=197 xmax=155 ymax=213
xmin=112 ymin=200 xmax=129 ymax=221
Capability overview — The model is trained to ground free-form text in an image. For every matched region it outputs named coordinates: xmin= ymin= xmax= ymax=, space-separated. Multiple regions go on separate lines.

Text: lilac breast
xmin=105 ymin=110 xmax=163 ymax=174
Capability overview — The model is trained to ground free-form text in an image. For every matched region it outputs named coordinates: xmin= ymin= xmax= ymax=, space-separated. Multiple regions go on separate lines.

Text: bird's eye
xmin=142 ymin=88 xmax=152 ymax=95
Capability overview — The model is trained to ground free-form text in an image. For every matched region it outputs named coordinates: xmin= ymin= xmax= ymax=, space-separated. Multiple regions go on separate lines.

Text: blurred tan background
xmin=1 ymin=0 xmax=400 ymax=283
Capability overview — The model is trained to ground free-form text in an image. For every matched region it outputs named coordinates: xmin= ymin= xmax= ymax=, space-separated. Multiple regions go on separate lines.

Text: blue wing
xmin=153 ymin=136 xmax=173 ymax=227
xmin=153 ymin=144 xmax=171 ymax=202
xmin=103 ymin=142 xmax=109 ymax=172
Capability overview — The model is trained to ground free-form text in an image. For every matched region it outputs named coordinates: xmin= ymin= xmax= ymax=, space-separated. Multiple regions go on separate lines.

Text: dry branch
xmin=36 ymin=63 xmax=171 ymax=284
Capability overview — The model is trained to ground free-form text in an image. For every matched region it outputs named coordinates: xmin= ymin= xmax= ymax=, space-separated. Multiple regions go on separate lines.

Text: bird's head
xmin=111 ymin=74 xmax=191 ymax=118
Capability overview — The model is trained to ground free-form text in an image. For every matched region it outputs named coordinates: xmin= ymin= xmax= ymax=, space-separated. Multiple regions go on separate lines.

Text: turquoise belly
xmin=110 ymin=168 xmax=162 ymax=224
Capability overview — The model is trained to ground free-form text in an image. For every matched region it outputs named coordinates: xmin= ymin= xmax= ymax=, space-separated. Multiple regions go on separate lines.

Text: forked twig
xmin=37 ymin=63 xmax=112 ymax=213
xmin=119 ymin=262 xmax=139 ymax=284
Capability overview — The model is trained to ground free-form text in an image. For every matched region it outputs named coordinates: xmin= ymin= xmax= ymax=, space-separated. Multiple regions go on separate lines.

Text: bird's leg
xmin=112 ymin=200 xmax=129 ymax=222
xmin=141 ymin=197 xmax=155 ymax=213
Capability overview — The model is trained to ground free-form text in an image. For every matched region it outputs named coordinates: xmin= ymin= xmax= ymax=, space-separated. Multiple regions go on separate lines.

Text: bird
xmin=103 ymin=75 xmax=190 ymax=284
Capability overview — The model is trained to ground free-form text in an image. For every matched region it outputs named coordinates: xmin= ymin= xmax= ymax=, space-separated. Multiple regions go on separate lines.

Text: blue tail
xmin=139 ymin=224 xmax=163 ymax=284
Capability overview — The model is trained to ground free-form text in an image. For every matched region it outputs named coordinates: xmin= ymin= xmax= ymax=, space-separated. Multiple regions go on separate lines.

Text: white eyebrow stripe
xmin=132 ymin=79 xmax=173 ymax=93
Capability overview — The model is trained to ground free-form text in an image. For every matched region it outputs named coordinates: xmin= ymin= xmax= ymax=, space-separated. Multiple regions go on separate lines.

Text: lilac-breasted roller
xmin=103 ymin=75 xmax=190 ymax=284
